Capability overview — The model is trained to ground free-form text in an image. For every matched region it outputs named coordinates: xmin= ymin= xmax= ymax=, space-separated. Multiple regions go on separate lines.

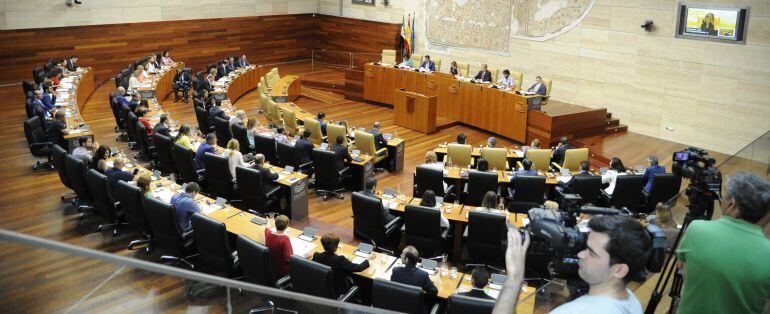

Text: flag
xmin=404 ymin=14 xmax=413 ymax=58
xmin=400 ymin=14 xmax=408 ymax=59
xmin=410 ymin=14 xmax=416 ymax=57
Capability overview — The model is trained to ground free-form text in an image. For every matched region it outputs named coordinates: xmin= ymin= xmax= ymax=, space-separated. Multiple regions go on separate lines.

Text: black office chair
xmin=641 ymin=174 xmax=682 ymax=214
xmin=507 ymin=175 xmax=547 ymax=214
xmin=32 ymin=67 xmax=44 ymax=84
xmin=414 ymin=166 xmax=455 ymax=200
xmin=236 ymin=236 xmax=291 ymax=313
xmin=172 ymin=143 xmax=205 ymax=186
xmin=312 ymin=149 xmax=348 ymax=200
xmin=118 ymin=103 xmax=134 ymax=143
xmin=254 ymin=134 xmax=278 ymax=165
xmin=64 ymin=154 xmax=93 ymax=217
xmin=351 ymin=192 xmax=402 ymax=253
xmin=52 ymin=145 xmax=76 ymax=201
xmin=404 ymin=204 xmax=444 ymax=258
xmin=25 ymin=96 xmax=35 ymax=119
xmin=463 ymin=171 xmax=499 ymax=206
xmin=195 ymin=106 xmax=212 ymax=134
xmin=231 ymin=123 xmax=253 ymax=155
xmin=288 ymin=256 xmax=358 ymax=301
xmin=213 ymin=117 xmax=232 ymax=147
xmin=569 ymin=175 xmax=603 ymax=205
xmin=125 ymin=111 xmax=139 ymax=149
xmin=113 ymin=180 xmax=154 ymax=253
xmin=191 ymin=213 xmax=239 ymax=276
xmin=108 ymin=92 xmax=125 ymax=137
xmin=24 ymin=116 xmax=54 ymax=170
xmin=152 ymin=133 xmax=176 ymax=174
xmin=276 ymin=141 xmax=314 ymax=174
xmin=447 ymin=294 xmax=496 ymax=314
xmin=235 ymin=166 xmax=280 ymax=215
xmin=85 ymin=169 xmax=127 ymax=236
xmin=135 ymin=121 xmax=156 ymax=163
xmin=202 ymin=152 xmax=238 ymax=200
xmin=193 ymin=97 xmax=205 ymax=110
xmin=466 ymin=210 xmax=506 ymax=266
xmin=22 ymin=80 xmax=35 ymax=96
xmin=604 ymin=175 xmax=644 ymax=212
xmin=143 ymin=197 xmax=197 ymax=268
xmin=372 ymin=278 xmax=435 ymax=314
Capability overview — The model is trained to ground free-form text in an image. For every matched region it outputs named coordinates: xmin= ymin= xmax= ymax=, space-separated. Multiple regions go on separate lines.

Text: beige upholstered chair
xmin=302 ymin=117 xmax=326 ymax=145
xmin=266 ymin=69 xmax=279 ymax=88
xmin=381 ymin=49 xmax=397 ymax=64
xmin=510 ymin=70 xmax=524 ymax=90
xmin=354 ymin=131 xmax=388 ymax=164
xmin=281 ymin=108 xmax=301 ymax=136
xmin=267 ymin=99 xmax=284 ymax=127
xmin=432 ymin=57 xmax=441 ymax=72
xmin=541 ymin=78 xmax=552 ymax=105
xmin=480 ymin=147 xmax=509 ymax=170
xmin=456 ymin=62 xmax=470 ymax=77
xmin=411 ymin=54 xmax=423 ymax=66
xmin=443 ymin=144 xmax=473 ymax=168
xmin=521 ymin=149 xmax=551 ymax=172
xmin=552 ymin=148 xmax=589 ymax=172
xmin=261 ymin=76 xmax=271 ymax=91
xmin=327 ymin=123 xmax=350 ymax=147
xmin=488 ymin=68 xmax=499 ymax=82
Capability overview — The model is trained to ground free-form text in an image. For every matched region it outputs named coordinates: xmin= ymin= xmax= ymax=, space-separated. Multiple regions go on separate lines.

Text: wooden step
xmin=605 ymin=124 xmax=627 ymax=133
xmin=606 ymin=118 xmax=620 ymax=127
xmin=606 ymin=112 xmax=612 ymax=119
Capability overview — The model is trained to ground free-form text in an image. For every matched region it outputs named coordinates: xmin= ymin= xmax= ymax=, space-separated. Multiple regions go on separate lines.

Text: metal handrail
xmin=311 ymin=50 xmax=385 ymax=71
xmin=0 ymin=228 xmax=396 ymax=314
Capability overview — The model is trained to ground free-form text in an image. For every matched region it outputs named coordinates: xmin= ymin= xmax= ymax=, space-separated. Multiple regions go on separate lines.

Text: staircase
xmin=604 ymin=112 xmax=628 ymax=134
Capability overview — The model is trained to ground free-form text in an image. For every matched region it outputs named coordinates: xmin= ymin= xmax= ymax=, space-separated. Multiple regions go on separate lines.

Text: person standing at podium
xmin=473 ymin=64 xmax=492 ymax=83
xmin=420 ymin=55 xmax=436 ymax=72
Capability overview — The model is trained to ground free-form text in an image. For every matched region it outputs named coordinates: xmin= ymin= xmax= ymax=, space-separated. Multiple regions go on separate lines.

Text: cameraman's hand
xmin=505 ymin=227 xmax=530 ymax=281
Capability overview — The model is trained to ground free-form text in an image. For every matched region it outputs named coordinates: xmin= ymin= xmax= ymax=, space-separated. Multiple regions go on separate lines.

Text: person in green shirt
xmin=676 ymin=172 xmax=770 ymax=314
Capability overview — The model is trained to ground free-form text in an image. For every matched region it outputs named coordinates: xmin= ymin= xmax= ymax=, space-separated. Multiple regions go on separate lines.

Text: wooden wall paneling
xmin=313 ymin=15 xmax=401 ymax=68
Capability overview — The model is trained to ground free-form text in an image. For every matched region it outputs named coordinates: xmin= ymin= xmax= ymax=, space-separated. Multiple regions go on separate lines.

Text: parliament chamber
xmin=2 ymin=3 xmax=769 ymax=314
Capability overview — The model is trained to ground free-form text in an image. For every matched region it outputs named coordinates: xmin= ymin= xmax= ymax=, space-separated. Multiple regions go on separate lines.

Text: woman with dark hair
xmin=602 ymin=157 xmax=627 ymax=194
xmin=419 ymin=190 xmax=450 ymax=231
xmin=92 ymin=145 xmax=111 ymax=173
xmin=136 ymin=173 xmax=153 ymax=198
xmin=700 ymin=13 xmax=717 ymax=35
xmin=476 ymin=158 xmax=489 ymax=172
xmin=175 ymin=124 xmax=194 ymax=150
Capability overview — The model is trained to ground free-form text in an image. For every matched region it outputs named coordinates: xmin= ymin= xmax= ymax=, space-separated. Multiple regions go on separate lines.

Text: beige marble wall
xmin=0 ymin=0 xmax=318 ymax=29
xmin=323 ymin=0 xmax=770 ymax=156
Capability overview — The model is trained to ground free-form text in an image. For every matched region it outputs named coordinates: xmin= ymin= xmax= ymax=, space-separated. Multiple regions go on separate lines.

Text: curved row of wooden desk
xmin=58 ymin=67 xmax=95 ymax=151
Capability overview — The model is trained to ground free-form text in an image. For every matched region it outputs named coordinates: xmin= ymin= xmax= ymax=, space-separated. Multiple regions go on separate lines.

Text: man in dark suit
xmin=41 ymin=85 xmax=57 ymax=111
xmin=105 ymin=157 xmax=136 ymax=191
xmin=236 ymin=54 xmax=250 ymax=68
xmin=66 ymin=55 xmax=78 ymax=72
xmin=173 ymin=68 xmax=191 ymax=101
xmin=216 ymin=60 xmax=228 ymax=80
xmin=510 ymin=158 xmax=540 ymax=187
xmin=361 ymin=178 xmax=397 ymax=223
xmin=331 ymin=135 xmax=352 ymax=172
xmin=208 ymin=101 xmax=230 ymax=127
xmin=390 ymin=246 xmax=438 ymax=297
xmin=115 ymin=86 xmax=130 ymax=107
xmin=195 ymin=133 xmax=217 ymax=170
xmin=313 ymin=233 xmax=374 ymax=296
xmin=294 ymin=130 xmax=315 ymax=165
xmin=253 ymin=153 xmax=280 ymax=192
xmin=154 ymin=114 xmax=171 ymax=137
xmin=31 ymin=91 xmax=51 ymax=119
xmin=526 ymin=76 xmax=548 ymax=109
xmin=642 ymin=155 xmax=666 ymax=193
xmin=367 ymin=121 xmax=388 ymax=150
xmin=420 ymin=55 xmax=436 ymax=72
xmin=226 ymin=57 xmax=236 ymax=73
xmin=552 ymin=136 xmax=574 ymax=166
xmin=458 ymin=267 xmax=494 ymax=300
xmin=473 ymin=64 xmax=492 ymax=82
xmin=317 ymin=112 xmax=328 ymax=136
xmin=557 ymin=160 xmax=592 ymax=193
xmin=128 ymin=93 xmax=142 ymax=112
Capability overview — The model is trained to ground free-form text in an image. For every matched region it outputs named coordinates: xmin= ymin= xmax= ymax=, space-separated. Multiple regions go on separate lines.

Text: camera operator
xmin=675 ymin=172 xmax=770 ymax=314
xmin=493 ymin=215 xmax=650 ymax=314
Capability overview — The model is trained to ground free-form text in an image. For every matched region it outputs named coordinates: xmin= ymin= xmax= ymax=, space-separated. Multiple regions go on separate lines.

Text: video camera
xmin=672 ymin=147 xmax=722 ymax=193
xmin=525 ymin=206 xmax=667 ymax=281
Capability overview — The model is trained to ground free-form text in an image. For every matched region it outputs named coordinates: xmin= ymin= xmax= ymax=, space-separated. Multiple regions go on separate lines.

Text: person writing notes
xmin=498 ymin=69 xmax=515 ymax=89
xmin=473 ymin=64 xmax=492 ymax=83
xmin=420 ymin=55 xmax=436 ymax=72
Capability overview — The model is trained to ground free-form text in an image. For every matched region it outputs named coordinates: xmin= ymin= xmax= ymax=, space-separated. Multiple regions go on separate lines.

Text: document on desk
xmin=198 ymin=202 xmax=219 ymax=215
xmin=153 ymin=188 xmax=174 ymax=203
xmin=290 ymin=237 xmax=317 ymax=257
xmin=556 ymin=175 xmax=572 ymax=183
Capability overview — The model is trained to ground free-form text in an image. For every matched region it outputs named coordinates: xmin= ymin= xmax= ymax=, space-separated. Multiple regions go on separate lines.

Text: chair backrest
xmin=642 ymin=173 xmax=682 ymax=214
xmin=235 ymin=166 xmax=271 ymax=213
xmin=433 ymin=57 xmax=442 ymax=72
xmin=65 ymin=154 xmax=91 ymax=201
xmin=446 ymin=144 xmax=473 ymax=168
xmin=152 ymin=133 xmax=176 ymax=173
xmin=511 ymin=175 xmax=547 ymax=203
xmin=289 ymin=255 xmax=336 ymax=299
xmin=143 ymin=197 xmax=186 ymax=251
xmin=354 ymin=131 xmax=377 ymax=157
xmin=191 ymin=213 xmax=236 ymax=275
xmin=524 ymin=149 xmax=551 ymax=172
xmin=302 ymin=117 xmax=324 ymax=145
xmin=53 ymin=145 xmax=72 ymax=189
xmin=113 ymin=180 xmax=151 ymax=236
xmin=414 ymin=165 xmax=446 ymax=198
xmin=326 ymin=124 xmax=348 ymax=147
xmin=213 ymin=117 xmax=232 ymax=147
xmin=276 ymin=141 xmax=297 ymax=168
xmin=260 ymin=76 xmax=269 ymax=90
xmin=281 ymin=108 xmax=299 ymax=136
xmin=312 ymin=148 xmax=343 ymax=188
xmin=351 ymin=191 xmax=387 ymax=245
xmin=481 ymin=147 xmax=508 ymax=170
xmin=381 ymin=49 xmax=397 ymax=64
xmin=257 ymin=82 xmax=267 ymax=97
xmin=202 ymin=152 xmax=236 ymax=199
xmin=135 ymin=121 xmax=154 ymax=160
xmin=457 ymin=62 xmax=470 ymax=77
xmin=571 ymin=175 xmax=603 ymax=205
xmin=171 ymin=143 xmax=198 ymax=184
xmin=509 ymin=70 xmax=524 ymax=90
xmin=125 ymin=111 xmax=138 ymax=141
xmin=236 ymin=235 xmax=278 ymax=286
xmin=404 ymin=205 xmax=443 ymax=258
xmin=411 ymin=54 xmax=423 ymax=66
xmin=466 ymin=171 xmax=499 ymax=206
xmin=372 ymin=278 xmax=425 ymax=313
xmin=542 ymin=78 xmax=552 ymax=97
xmin=562 ymin=148 xmax=588 ymax=171
xmin=268 ymin=99 xmax=284 ymax=127
xmin=447 ymin=294 xmax=496 ymax=314
xmin=231 ymin=123 xmax=251 ymax=155
xmin=195 ymin=106 xmax=211 ymax=134
xmin=610 ymin=175 xmax=645 ymax=211
xmin=254 ymin=134 xmax=277 ymax=164
xmin=467 ymin=210 xmax=507 ymax=265
xmin=85 ymin=169 xmax=118 ymax=221
xmin=488 ymin=67 xmax=499 ymax=82
xmin=24 ymin=116 xmax=47 ymax=148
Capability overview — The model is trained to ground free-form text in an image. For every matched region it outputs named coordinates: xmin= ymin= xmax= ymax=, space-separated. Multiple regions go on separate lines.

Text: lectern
xmin=394 ymin=88 xmax=437 ymax=134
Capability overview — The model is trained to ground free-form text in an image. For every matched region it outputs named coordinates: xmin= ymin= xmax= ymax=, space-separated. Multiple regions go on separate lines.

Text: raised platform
xmin=527 ymin=100 xmax=626 ymax=146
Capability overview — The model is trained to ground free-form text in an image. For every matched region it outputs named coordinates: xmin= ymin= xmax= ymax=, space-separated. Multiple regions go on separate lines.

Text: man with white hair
xmin=229 ymin=109 xmax=246 ymax=133
xmin=115 ymin=86 xmax=130 ymax=107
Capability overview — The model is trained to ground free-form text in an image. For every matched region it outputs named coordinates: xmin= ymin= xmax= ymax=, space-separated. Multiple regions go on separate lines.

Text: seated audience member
xmin=47 ymin=111 xmax=70 ymax=149
xmin=229 ymin=109 xmax=246 ymax=132
xmin=473 ymin=64 xmax=492 ymax=82
xmin=398 ymin=55 xmax=414 ymax=68
xmin=195 ymin=133 xmax=217 ymax=170
xmin=530 ymin=138 xmax=541 ymax=149
xmin=226 ymin=57 xmax=236 ymax=72
xmin=449 ymin=61 xmax=460 ymax=76
xmin=454 ymin=133 xmax=467 ymax=145
xmin=361 ymin=177 xmax=398 ymax=224
xmin=422 ymin=151 xmax=444 ymax=170
xmin=390 ymin=246 xmax=438 ymax=296
xmin=236 ymin=54 xmax=250 ymax=68
xmin=175 ymin=124 xmax=195 ymax=150
xmin=154 ymin=114 xmax=171 ymax=137
xmin=160 ymin=51 xmax=174 ymax=65
xmin=245 ymin=118 xmax=258 ymax=149
xmin=91 ymin=145 xmax=110 ymax=173
xmin=478 ymin=191 xmax=505 ymax=215
xmin=105 ymin=157 xmax=135 ymax=188
xmin=317 ymin=112 xmax=328 ymax=136
xmin=497 ymin=69 xmax=514 ymax=89
xmin=222 ymin=139 xmax=247 ymax=179
xmin=367 ymin=121 xmax=388 ymax=150
xmin=72 ymin=137 xmax=97 ymax=162
xmin=41 ymin=85 xmax=57 ymax=111
xmin=216 ymin=60 xmax=228 ymax=80
xmin=253 ymin=153 xmax=279 ymax=192
xmin=476 ymin=158 xmax=489 ymax=172
xmin=170 ymin=182 xmax=202 ymax=232
xmin=642 ymin=155 xmax=665 ymax=193
xmin=115 ymin=86 xmax=130 ymax=107
xmin=526 ymin=76 xmax=548 ymax=109
xmin=313 ymin=233 xmax=374 ymax=296
xmin=602 ymin=157 xmax=627 ymax=194
xmin=648 ymin=204 xmax=679 ymax=251
xmin=458 ymin=267 xmax=494 ymax=300
xmin=510 ymin=158 xmax=539 ymax=186
xmin=136 ymin=173 xmax=153 ymax=198
xmin=265 ymin=214 xmax=293 ymax=277
xmin=294 ymin=130 xmax=314 ymax=165
xmin=65 ymin=55 xmax=78 ymax=72
xmin=128 ymin=93 xmax=142 ymax=112
xmin=486 ymin=137 xmax=497 ymax=148
xmin=274 ymin=127 xmax=289 ymax=144
xmin=331 ymin=135 xmax=352 ymax=172
xmin=146 ymin=55 xmax=158 ymax=73
xmin=208 ymin=100 xmax=230 ymax=127
xmin=136 ymin=107 xmax=153 ymax=136
xmin=558 ymin=161 xmax=592 ymax=193
xmin=420 ymin=55 xmax=436 ymax=71
xmin=418 ymin=189 xmax=450 ymax=231
xmin=551 ymin=136 xmax=574 ymax=166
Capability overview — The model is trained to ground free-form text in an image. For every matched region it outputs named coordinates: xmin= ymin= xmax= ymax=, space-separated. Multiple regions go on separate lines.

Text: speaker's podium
xmin=394 ymin=88 xmax=437 ymax=134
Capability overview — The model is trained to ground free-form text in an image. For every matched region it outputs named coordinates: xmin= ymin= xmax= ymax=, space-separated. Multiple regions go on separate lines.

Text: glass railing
xmin=0 ymin=229 xmax=395 ymax=313
xmin=311 ymin=50 xmax=383 ymax=71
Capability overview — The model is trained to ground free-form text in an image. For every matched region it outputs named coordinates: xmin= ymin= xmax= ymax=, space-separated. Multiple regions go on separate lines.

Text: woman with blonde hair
xmin=422 ymin=151 xmax=443 ymax=170
xmin=246 ymin=117 xmax=258 ymax=150
xmin=128 ymin=69 xmax=142 ymax=91
xmin=651 ymin=203 xmax=679 ymax=250
xmin=136 ymin=173 xmax=153 ymax=198
xmin=223 ymin=139 xmax=246 ymax=180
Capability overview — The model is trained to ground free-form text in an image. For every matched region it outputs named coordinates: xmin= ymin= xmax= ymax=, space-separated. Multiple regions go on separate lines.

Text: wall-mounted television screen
xmin=676 ymin=3 xmax=750 ymax=44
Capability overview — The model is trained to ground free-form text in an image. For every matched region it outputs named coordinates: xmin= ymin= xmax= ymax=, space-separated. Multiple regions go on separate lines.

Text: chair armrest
xmin=30 ymin=142 xmax=53 ymax=150
xmin=516 ymin=161 xmax=523 ymax=170
xmin=554 ymin=186 xmax=566 ymax=198
xmin=551 ymin=162 xmax=564 ymax=171
xmin=298 ymin=161 xmax=314 ymax=170
xmin=338 ymin=167 xmax=350 ymax=177
xmin=429 ymin=303 xmax=440 ymax=314
xmin=384 ymin=216 xmax=402 ymax=233
xmin=266 ymin=186 xmax=281 ymax=198
xmin=276 ymin=275 xmax=291 ymax=289
xmin=375 ymin=148 xmax=388 ymax=157
xmin=506 ymin=187 xmax=515 ymax=200
xmin=444 ymin=184 xmax=455 ymax=197
xmin=337 ymin=285 xmax=359 ymax=302
xmin=374 ymin=246 xmax=395 ymax=256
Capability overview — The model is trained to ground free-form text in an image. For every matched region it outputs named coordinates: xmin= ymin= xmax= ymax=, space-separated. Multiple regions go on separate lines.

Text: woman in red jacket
xmin=265 ymin=215 xmax=293 ymax=277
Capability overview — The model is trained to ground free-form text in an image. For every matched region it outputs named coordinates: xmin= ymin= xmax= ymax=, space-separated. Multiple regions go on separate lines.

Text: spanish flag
xmin=401 ymin=14 xmax=413 ymax=58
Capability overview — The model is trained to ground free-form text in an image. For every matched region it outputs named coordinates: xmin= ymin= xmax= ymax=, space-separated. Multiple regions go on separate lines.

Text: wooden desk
xmin=456 ymin=274 xmax=536 ymax=313
xmin=60 ymin=68 xmax=95 ymax=151
xmin=137 ymin=62 xmax=182 ymax=101
xmin=225 ymin=65 xmax=261 ymax=103
xmin=270 ymin=75 xmax=302 ymax=103
xmin=394 ymin=89 xmax=437 ymax=134
xmin=364 ymin=63 xmax=528 ymax=142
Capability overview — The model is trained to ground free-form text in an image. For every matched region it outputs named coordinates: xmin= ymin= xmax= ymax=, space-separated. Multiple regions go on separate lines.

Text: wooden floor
xmin=0 ymin=62 xmax=764 ymax=312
